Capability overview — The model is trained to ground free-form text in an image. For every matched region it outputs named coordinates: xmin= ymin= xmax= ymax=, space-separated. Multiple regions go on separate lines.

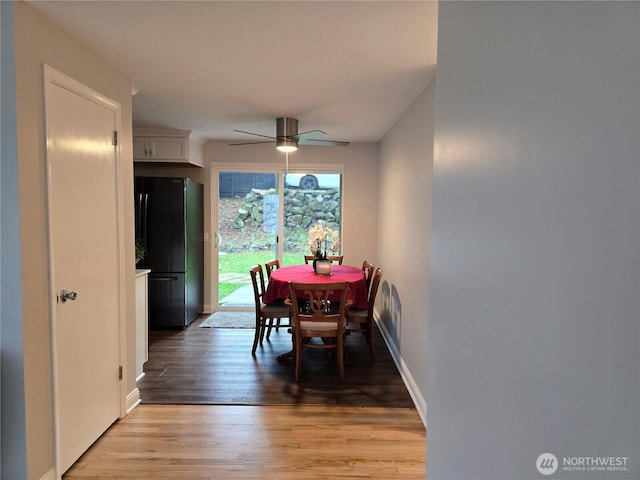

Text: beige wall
xmin=13 ymin=2 xmax=135 ymax=477
xmin=378 ymin=79 xmax=435 ymax=419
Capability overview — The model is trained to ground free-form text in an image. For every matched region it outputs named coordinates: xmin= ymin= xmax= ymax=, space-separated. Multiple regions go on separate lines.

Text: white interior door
xmin=44 ymin=66 xmax=122 ymax=475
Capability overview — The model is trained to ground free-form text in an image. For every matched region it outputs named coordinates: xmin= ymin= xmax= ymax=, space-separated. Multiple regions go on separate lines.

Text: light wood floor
xmin=64 ymin=404 xmax=426 ymax=479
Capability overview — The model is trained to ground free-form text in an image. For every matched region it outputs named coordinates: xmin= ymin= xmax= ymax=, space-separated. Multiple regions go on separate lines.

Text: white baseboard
xmin=125 ymin=387 xmax=141 ymax=415
xmin=375 ymin=316 xmax=427 ymax=429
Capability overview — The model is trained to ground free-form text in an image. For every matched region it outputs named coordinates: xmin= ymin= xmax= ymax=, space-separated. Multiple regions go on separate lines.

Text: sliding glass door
xmin=215 ymin=170 xmax=342 ymax=308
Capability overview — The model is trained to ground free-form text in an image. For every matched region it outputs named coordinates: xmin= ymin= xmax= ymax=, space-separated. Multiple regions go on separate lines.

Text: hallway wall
xmin=427 ymin=2 xmax=639 ymax=478
xmin=378 ymin=79 xmax=436 ymax=419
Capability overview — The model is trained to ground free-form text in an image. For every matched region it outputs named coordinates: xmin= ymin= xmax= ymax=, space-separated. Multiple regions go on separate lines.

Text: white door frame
xmin=43 ymin=64 xmax=127 ymax=477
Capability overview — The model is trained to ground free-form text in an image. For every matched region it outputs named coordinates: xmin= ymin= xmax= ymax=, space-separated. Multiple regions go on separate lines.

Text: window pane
xmin=282 ymin=173 xmax=342 ymax=266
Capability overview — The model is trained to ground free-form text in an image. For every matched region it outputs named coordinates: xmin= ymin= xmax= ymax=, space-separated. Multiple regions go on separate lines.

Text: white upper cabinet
xmin=134 ymin=135 xmax=188 ymax=161
xmin=133 ymin=128 xmax=204 ymax=167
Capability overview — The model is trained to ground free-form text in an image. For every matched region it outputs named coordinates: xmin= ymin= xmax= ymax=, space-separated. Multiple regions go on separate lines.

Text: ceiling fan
xmin=230 ymin=117 xmax=349 ymax=152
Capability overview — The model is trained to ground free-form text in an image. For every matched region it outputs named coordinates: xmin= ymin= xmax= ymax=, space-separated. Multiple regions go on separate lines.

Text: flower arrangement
xmin=307 ymin=221 xmax=340 ymax=259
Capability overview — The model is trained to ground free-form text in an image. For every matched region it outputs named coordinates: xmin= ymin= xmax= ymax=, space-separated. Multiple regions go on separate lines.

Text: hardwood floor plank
xmin=64 ymin=405 xmax=425 ymax=479
xmin=138 ymin=320 xmax=415 ymax=408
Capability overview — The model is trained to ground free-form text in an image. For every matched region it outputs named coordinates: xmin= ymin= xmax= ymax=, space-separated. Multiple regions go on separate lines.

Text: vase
xmin=314 ymin=259 xmax=331 ymax=275
xmin=312 ymin=257 xmax=324 ymax=273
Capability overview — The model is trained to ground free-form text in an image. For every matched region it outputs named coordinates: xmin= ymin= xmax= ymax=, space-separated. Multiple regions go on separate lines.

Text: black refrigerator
xmin=135 ymin=176 xmax=204 ymax=329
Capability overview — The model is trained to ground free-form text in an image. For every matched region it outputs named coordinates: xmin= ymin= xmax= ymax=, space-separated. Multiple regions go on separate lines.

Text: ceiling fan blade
xmin=299 ymin=138 xmax=350 ymax=147
xmin=232 ymin=119 xmax=348 ymax=148
xmin=295 ymin=129 xmax=327 ymax=140
xmin=233 ymin=129 xmax=276 ymax=140
xmin=229 ymin=140 xmax=275 ymax=146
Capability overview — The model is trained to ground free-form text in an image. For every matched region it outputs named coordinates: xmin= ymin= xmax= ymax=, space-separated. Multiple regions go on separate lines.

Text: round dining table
xmin=263 ymin=264 xmax=369 ymax=310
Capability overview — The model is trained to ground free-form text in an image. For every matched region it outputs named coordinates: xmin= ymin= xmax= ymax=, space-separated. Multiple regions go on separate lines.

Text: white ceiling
xmin=26 ymin=1 xmax=438 ymax=144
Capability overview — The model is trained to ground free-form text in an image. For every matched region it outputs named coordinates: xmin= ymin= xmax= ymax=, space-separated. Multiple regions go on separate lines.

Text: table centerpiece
xmin=307 ymin=221 xmax=340 ymax=275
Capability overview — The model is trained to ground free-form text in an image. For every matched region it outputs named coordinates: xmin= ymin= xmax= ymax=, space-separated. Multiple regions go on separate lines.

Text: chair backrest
xmin=288 ymin=281 xmax=349 ymax=335
xmin=327 ymin=255 xmax=344 ymax=265
xmin=366 ymin=268 xmax=383 ymax=317
xmin=265 ymin=259 xmax=280 ymax=280
xmin=304 ymin=255 xmax=343 ymax=265
xmin=249 ymin=264 xmax=267 ymax=308
xmin=361 ymin=260 xmax=375 ymax=293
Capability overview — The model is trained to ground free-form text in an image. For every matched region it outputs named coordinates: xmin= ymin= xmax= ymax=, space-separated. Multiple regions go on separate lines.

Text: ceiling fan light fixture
xmin=276 ymin=139 xmax=298 ymax=153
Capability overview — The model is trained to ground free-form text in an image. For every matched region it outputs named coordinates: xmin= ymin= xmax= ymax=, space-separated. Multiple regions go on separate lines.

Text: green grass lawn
xmin=218 ymin=251 xmax=304 ymax=299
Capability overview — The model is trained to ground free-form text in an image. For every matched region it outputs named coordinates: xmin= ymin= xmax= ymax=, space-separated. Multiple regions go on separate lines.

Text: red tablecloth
xmin=263 ymin=264 xmax=369 ymax=310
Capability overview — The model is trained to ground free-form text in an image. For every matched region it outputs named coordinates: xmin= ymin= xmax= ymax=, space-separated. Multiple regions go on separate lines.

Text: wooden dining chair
xmin=264 ymin=259 xmax=282 ymax=331
xmin=304 ymin=255 xmax=344 ymax=265
xmin=346 ymin=267 xmax=383 ymax=360
xmin=287 ymin=281 xmax=350 ymax=381
xmin=361 ymin=260 xmax=375 ymax=294
xmin=264 ymin=259 xmax=280 ymax=280
xmin=249 ymin=265 xmax=290 ymax=356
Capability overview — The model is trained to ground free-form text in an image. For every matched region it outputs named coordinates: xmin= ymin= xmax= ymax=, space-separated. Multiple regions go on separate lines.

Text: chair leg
xmin=337 ymin=336 xmax=345 ymax=381
xmin=266 ymin=318 xmax=281 ymax=340
xmin=364 ymin=322 xmax=375 ymax=360
xmin=252 ymin=318 xmax=262 ymax=356
xmin=294 ymin=333 xmax=302 ymax=381
xmin=259 ymin=320 xmax=268 ymax=344
xmin=266 ymin=318 xmax=273 ymax=340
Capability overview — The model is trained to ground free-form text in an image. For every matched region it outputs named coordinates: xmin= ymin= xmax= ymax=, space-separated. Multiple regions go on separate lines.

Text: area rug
xmin=199 ymin=310 xmax=255 ymax=328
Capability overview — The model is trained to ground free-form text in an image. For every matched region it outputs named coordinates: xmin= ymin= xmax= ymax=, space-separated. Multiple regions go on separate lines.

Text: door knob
xmin=59 ymin=290 xmax=78 ymax=302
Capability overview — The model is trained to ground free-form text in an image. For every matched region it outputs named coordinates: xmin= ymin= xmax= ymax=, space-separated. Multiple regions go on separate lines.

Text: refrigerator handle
xmin=136 ymin=193 xmax=143 ymax=238
xmin=143 ymin=193 xmax=149 ymax=247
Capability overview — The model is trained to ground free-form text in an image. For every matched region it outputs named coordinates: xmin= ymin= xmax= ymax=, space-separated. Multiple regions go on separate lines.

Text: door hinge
xmin=113 ymin=130 xmax=118 ymax=146
xmin=119 ymin=365 xmax=123 ymax=380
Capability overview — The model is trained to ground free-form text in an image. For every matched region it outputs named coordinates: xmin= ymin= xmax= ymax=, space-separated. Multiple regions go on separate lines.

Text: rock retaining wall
xmin=234 ymin=187 xmax=341 ymax=233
